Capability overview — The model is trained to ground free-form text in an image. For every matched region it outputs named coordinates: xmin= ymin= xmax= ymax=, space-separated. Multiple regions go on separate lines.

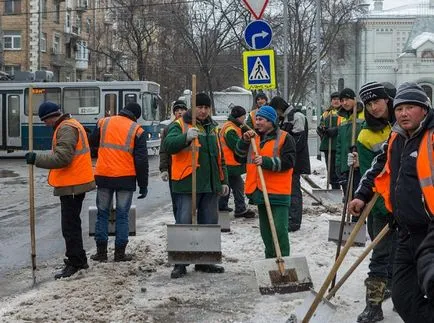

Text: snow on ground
xmin=0 ymin=157 xmax=403 ymax=323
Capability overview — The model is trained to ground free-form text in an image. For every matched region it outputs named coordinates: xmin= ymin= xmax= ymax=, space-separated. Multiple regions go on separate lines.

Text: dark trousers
xmin=288 ymin=173 xmax=302 ymax=230
xmin=341 ymin=168 xmax=361 ymax=202
xmin=218 ymin=174 xmax=247 ymax=214
xmin=323 ymin=150 xmax=340 ymax=189
xmin=60 ymin=193 xmax=87 ymax=267
xmin=392 ymin=230 xmax=434 ymax=323
xmin=168 ymin=179 xmax=177 ymax=220
xmin=367 ymin=212 xmax=397 ymax=283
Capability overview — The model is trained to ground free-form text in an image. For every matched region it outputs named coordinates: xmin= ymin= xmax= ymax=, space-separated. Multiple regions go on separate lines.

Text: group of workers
xmin=23 ymin=79 xmax=434 ymax=323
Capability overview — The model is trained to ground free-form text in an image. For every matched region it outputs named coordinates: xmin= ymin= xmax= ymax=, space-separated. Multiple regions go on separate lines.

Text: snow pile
xmin=0 ymin=158 xmax=402 ymax=322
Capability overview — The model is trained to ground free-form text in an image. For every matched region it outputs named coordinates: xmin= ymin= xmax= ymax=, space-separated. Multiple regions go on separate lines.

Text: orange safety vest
xmin=245 ymin=129 xmax=293 ymax=195
xmin=171 ymin=118 xmax=225 ymax=181
xmin=374 ymin=129 xmax=434 ymax=215
xmin=95 ymin=115 xmax=144 ymax=177
xmin=219 ymin=121 xmax=241 ymax=166
xmin=48 ymin=118 xmax=94 ymax=187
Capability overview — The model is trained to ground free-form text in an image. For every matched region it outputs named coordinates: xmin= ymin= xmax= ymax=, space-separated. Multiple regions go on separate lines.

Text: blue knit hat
xmin=256 ymin=105 xmax=277 ymax=123
xmin=38 ymin=101 xmax=61 ymax=121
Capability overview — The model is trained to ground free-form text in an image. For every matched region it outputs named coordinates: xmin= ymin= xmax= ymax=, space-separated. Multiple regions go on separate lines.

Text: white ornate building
xmin=330 ymin=0 xmax=434 ymax=101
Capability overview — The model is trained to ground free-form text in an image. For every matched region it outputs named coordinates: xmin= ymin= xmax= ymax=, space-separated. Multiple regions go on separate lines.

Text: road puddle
xmin=0 ymin=170 xmax=19 ymax=178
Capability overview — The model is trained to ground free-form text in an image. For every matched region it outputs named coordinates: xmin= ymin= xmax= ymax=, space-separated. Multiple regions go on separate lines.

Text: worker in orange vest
xmin=349 ymin=82 xmax=434 ymax=323
xmin=218 ymin=105 xmax=255 ymax=217
xmin=235 ymin=106 xmax=296 ymax=258
xmin=90 ymin=103 xmax=149 ymax=263
xmin=25 ymin=101 xmax=95 ymax=279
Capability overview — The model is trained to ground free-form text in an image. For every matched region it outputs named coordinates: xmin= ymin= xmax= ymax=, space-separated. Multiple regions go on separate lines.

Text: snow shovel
xmin=28 ymin=86 xmax=37 ymax=285
xmin=297 ymin=193 xmax=379 ymax=323
xmin=167 ymin=75 xmax=222 ymax=265
xmin=251 ymin=137 xmax=312 ymax=295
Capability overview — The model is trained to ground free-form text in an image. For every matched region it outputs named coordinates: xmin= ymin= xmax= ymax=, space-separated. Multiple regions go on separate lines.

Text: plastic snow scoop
xmin=297 ymin=193 xmax=378 ymax=323
xmin=250 ymin=136 xmax=313 ymax=295
xmin=167 ymin=75 xmax=222 ymax=265
xmin=300 ymin=185 xmax=339 ymax=214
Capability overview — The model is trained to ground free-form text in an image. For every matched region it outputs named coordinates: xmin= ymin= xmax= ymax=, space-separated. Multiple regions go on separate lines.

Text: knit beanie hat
xmin=339 ymin=88 xmax=356 ymax=100
xmin=393 ymin=82 xmax=431 ymax=110
xmin=330 ymin=92 xmax=340 ymax=100
xmin=124 ymin=102 xmax=142 ymax=120
xmin=230 ymin=105 xmax=246 ymax=118
xmin=38 ymin=101 xmax=61 ymax=121
xmin=172 ymin=100 xmax=187 ymax=113
xmin=256 ymin=105 xmax=277 ymax=123
xmin=255 ymin=92 xmax=268 ymax=102
xmin=196 ymin=93 xmax=211 ymax=107
xmin=382 ymin=82 xmax=397 ymax=99
xmin=359 ymin=81 xmax=389 ymax=105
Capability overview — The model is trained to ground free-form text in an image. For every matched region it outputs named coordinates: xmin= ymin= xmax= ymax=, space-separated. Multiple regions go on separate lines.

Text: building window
xmin=421 ymin=85 xmax=433 ymax=103
xmin=42 ymin=0 xmax=47 ymax=18
xmin=3 ymin=32 xmax=21 ymax=50
xmin=66 ymin=11 xmax=71 ymax=28
xmin=421 ymin=50 xmax=434 ymax=58
xmin=76 ymin=14 xmax=82 ymax=33
xmin=86 ymin=18 xmax=91 ymax=33
xmin=338 ymin=40 xmax=345 ymax=59
xmin=4 ymin=65 xmax=21 ymax=76
xmin=53 ymin=34 xmax=61 ymax=54
xmin=41 ymin=33 xmax=47 ymax=52
xmin=54 ymin=1 xmax=60 ymax=23
xmin=5 ymin=0 xmax=21 ymax=14
xmin=338 ymin=78 xmax=344 ymax=92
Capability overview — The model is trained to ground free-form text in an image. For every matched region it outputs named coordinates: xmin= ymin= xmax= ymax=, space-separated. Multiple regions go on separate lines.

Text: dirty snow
xmin=0 ymin=157 xmax=403 ymax=323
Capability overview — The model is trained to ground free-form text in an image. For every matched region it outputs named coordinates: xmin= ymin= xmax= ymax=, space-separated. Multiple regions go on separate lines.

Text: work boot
xmin=219 ymin=207 xmax=233 ymax=212
xmin=357 ymin=277 xmax=386 ymax=323
xmin=54 ymin=262 xmax=88 ymax=280
xmin=171 ymin=265 xmax=187 ymax=279
xmin=114 ymin=244 xmax=133 ymax=262
xmin=90 ymin=241 xmax=108 ymax=262
xmin=234 ymin=209 xmax=255 ymax=218
xmin=194 ymin=264 xmax=225 ymax=273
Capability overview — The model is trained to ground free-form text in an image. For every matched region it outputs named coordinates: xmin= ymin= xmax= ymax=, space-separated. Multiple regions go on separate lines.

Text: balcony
xmin=75 ymin=59 xmax=88 ymax=70
xmin=76 ymin=0 xmax=88 ymax=12
xmin=51 ymin=52 xmax=65 ymax=67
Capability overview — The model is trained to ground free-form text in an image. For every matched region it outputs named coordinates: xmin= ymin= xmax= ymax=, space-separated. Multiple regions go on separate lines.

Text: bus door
xmin=6 ymin=93 xmax=22 ymax=148
xmin=104 ymin=92 xmax=118 ymax=117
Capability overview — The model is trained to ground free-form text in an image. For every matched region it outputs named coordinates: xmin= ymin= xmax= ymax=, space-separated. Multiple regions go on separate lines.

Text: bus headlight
xmin=147 ymin=133 xmax=152 ymax=140
xmin=158 ymin=132 xmax=161 ymax=138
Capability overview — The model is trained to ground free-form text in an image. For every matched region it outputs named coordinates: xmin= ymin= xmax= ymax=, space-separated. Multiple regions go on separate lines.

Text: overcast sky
xmin=382 ymin=0 xmax=423 ymax=10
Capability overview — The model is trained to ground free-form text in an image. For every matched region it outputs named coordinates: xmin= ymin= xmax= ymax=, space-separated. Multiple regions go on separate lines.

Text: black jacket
xmin=417 ymin=219 xmax=434 ymax=302
xmin=90 ymin=109 xmax=149 ymax=191
xmin=355 ymin=109 xmax=434 ymax=232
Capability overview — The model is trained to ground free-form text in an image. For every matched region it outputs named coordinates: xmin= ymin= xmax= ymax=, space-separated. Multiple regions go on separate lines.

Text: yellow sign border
xmin=242 ymin=49 xmax=276 ymax=90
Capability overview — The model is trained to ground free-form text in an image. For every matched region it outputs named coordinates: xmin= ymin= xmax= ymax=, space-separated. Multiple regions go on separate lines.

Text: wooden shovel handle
xmin=250 ymin=137 xmax=285 ymax=274
xmin=191 ymin=75 xmax=197 ymax=225
xmin=302 ymin=193 xmax=379 ymax=323
xmin=327 ymin=112 xmax=332 ymax=189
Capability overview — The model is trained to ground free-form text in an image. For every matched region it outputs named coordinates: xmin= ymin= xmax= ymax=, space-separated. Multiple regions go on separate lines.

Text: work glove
xmin=25 ymin=152 xmax=36 ymax=165
xmin=186 ymin=128 xmax=199 ymax=142
xmin=160 ymin=171 xmax=169 ymax=182
xmin=325 ymin=127 xmax=338 ymax=137
xmin=138 ymin=187 xmax=148 ymax=199
xmin=347 ymin=152 xmax=359 ymax=168
xmin=219 ymin=184 xmax=230 ymax=197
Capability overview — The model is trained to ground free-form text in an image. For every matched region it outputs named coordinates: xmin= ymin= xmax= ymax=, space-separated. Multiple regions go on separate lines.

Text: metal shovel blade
xmin=294 ymin=289 xmax=336 ymax=323
xmin=167 ymin=224 xmax=222 ymax=264
xmin=328 ymin=219 xmax=367 ymax=247
xmin=254 ymin=256 xmax=313 ymax=295
xmin=311 ymin=189 xmax=343 ymax=205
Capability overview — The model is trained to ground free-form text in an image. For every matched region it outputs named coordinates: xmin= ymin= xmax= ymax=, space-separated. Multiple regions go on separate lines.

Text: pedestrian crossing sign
xmin=242 ymin=49 xmax=276 ymax=90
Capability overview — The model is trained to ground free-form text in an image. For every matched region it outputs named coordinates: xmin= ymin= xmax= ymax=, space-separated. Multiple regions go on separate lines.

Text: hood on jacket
xmin=119 ymin=108 xmax=138 ymax=122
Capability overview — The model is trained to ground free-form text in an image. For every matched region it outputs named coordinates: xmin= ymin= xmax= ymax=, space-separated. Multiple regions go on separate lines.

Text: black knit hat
xmin=393 ymin=82 xmax=431 ymax=110
xmin=124 ymin=102 xmax=141 ymax=120
xmin=230 ymin=105 xmax=246 ymax=118
xmin=172 ymin=100 xmax=187 ymax=113
xmin=359 ymin=82 xmax=389 ymax=105
xmin=38 ymin=101 xmax=61 ymax=121
xmin=339 ymin=88 xmax=356 ymax=100
xmin=382 ymin=82 xmax=397 ymax=99
xmin=255 ymin=92 xmax=268 ymax=102
xmin=330 ymin=92 xmax=340 ymax=100
xmin=196 ymin=93 xmax=211 ymax=107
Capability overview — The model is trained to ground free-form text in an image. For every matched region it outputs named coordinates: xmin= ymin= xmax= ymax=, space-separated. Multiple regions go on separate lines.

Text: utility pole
xmin=38 ymin=0 xmax=41 ymax=70
xmin=283 ymin=0 xmax=288 ymax=102
xmin=315 ymin=0 xmax=322 ymax=160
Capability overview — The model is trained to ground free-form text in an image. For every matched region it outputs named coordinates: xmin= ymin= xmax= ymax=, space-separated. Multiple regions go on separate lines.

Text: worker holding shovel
xmin=164 ymin=92 xmax=229 ymax=279
xmin=348 ymin=81 xmax=397 ymax=323
xmin=25 ymin=101 xmax=95 ymax=279
xmin=235 ymin=106 xmax=296 ymax=258
xmin=349 ymin=82 xmax=434 ymax=323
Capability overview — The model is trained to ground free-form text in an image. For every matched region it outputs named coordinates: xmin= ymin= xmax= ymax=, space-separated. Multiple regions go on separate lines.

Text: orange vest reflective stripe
xmin=48 ymin=118 xmax=94 ymax=187
xmin=171 ymin=119 xmax=225 ymax=181
xmin=219 ymin=121 xmax=241 ymax=166
xmin=374 ymin=130 xmax=434 ymax=215
xmin=95 ymin=115 xmax=144 ymax=177
xmin=245 ymin=129 xmax=293 ymax=195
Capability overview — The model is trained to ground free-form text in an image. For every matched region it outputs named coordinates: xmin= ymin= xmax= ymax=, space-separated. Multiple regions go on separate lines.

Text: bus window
xmin=142 ymin=93 xmax=160 ymax=121
xmin=125 ymin=93 xmax=137 ymax=105
xmin=25 ymin=88 xmax=61 ymax=115
xmin=8 ymin=95 xmax=20 ymax=137
xmin=105 ymin=94 xmax=117 ymax=116
xmin=64 ymin=87 xmax=100 ymax=115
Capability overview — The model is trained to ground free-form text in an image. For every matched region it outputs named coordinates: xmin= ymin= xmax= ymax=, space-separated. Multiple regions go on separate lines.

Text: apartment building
xmin=1 ymin=0 xmax=116 ymax=81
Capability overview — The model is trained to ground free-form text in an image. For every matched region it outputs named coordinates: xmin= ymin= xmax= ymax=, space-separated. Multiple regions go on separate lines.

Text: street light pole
xmin=315 ymin=0 xmax=322 ymax=160
xmin=283 ymin=0 xmax=288 ymax=102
